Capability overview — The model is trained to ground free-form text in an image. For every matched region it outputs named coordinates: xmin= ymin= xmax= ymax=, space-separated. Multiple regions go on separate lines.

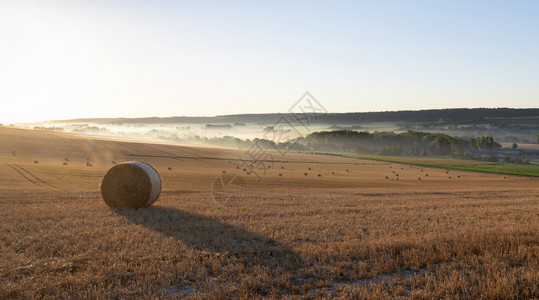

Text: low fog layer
xmin=6 ymin=110 xmax=539 ymax=166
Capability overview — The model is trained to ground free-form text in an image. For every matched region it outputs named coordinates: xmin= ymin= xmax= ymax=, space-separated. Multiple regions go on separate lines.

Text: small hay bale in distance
xmin=34 ymin=160 xmax=38 ymax=164
xmin=101 ymin=161 xmax=162 ymax=208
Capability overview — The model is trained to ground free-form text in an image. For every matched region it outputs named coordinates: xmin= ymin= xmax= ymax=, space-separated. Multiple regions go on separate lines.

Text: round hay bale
xmin=101 ymin=161 xmax=162 ymax=208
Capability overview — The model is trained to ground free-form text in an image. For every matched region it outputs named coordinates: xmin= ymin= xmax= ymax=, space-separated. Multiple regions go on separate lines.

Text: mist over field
xmin=20 ymin=121 xmax=391 ymax=145
xmin=18 ymin=109 xmax=539 ymax=148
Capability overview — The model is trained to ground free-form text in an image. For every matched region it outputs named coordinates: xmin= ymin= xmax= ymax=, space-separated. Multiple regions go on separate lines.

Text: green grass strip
xmin=338 ymin=153 xmax=539 ymax=177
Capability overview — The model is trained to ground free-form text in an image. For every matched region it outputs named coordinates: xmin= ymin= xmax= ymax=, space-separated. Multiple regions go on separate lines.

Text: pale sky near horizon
xmin=1 ymin=0 xmax=538 ymax=123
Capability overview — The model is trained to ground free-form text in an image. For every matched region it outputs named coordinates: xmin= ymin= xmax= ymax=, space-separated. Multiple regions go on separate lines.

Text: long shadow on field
xmin=113 ymin=206 xmax=303 ymax=272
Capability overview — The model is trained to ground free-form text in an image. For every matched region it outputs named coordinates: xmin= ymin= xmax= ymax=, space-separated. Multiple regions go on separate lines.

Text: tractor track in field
xmin=6 ymin=163 xmax=57 ymax=189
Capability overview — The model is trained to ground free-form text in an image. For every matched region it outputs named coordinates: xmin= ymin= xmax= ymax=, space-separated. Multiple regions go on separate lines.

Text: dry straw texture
xmin=101 ymin=161 xmax=161 ymax=208
xmin=1 ymin=126 xmax=537 ymax=298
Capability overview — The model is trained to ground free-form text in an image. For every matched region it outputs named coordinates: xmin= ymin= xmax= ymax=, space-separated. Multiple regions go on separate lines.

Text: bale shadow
xmin=113 ymin=206 xmax=303 ymax=272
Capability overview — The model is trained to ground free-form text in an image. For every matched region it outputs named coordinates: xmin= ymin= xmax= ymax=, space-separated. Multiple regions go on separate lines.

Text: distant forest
xmin=59 ymin=108 xmax=539 ymax=125
xmin=197 ymin=130 xmax=509 ymax=160
xmin=300 ymin=130 xmax=499 ymax=156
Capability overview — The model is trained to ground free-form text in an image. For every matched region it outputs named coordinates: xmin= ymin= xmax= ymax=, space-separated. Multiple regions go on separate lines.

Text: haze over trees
xmin=198 ymin=130 xmax=502 ymax=158
xmin=297 ymin=130 xmax=501 ymax=156
xmin=54 ymin=108 xmax=539 ymax=145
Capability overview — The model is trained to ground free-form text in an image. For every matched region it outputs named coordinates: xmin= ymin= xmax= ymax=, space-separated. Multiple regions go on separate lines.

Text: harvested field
xmin=1 ymin=127 xmax=538 ymax=298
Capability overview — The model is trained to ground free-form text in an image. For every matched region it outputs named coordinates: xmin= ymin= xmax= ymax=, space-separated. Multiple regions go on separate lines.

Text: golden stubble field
xmin=1 ymin=127 xmax=538 ymax=299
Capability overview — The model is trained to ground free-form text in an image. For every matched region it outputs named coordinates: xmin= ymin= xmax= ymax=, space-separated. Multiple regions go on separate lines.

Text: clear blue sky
xmin=1 ymin=0 xmax=538 ymax=123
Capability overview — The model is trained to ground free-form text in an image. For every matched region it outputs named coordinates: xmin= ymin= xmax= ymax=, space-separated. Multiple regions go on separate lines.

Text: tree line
xmin=297 ymin=130 xmax=500 ymax=156
xmin=194 ymin=130 xmax=501 ymax=157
